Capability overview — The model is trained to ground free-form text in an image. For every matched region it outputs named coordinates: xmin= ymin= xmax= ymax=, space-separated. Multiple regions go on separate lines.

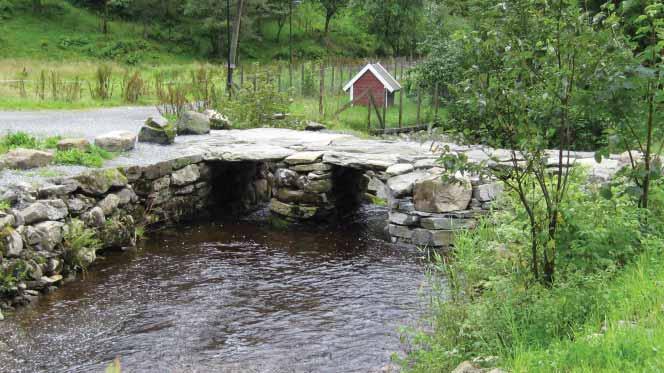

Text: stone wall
xmin=366 ymin=163 xmax=504 ymax=248
xmin=269 ymin=151 xmax=369 ymax=221
xmin=0 ymin=156 xmax=273 ymax=312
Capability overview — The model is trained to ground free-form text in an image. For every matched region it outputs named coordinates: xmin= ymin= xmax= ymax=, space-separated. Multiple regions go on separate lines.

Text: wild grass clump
xmin=401 ymin=172 xmax=664 ymax=372
xmin=0 ymin=132 xmax=114 ymax=168
xmin=89 ymin=64 xmax=113 ymax=100
xmin=53 ymin=145 xmax=114 ymax=168
xmin=62 ymin=219 xmax=101 ymax=272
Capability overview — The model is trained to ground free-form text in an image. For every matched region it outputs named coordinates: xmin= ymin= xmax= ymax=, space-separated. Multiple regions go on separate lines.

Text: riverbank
xmin=401 ymin=172 xmax=664 ymax=372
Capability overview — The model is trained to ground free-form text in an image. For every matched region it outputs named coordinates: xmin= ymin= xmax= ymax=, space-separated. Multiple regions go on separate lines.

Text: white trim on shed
xmin=343 ymin=63 xmax=402 ymax=93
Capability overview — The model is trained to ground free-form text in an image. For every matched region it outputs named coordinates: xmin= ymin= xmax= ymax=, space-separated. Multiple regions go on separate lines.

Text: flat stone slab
xmin=0 ymin=107 xmax=630 ymax=189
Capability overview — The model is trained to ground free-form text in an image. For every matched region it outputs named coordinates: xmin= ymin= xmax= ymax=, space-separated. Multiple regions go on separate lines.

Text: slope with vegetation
xmin=401 ymin=0 xmax=664 ymax=371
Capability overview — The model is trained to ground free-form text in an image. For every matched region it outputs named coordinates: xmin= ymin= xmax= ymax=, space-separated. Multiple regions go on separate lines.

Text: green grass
xmin=53 ymin=145 xmax=114 ymax=168
xmin=509 ymin=250 xmax=664 ymax=372
xmin=289 ymin=93 xmax=445 ymax=133
xmin=0 ymin=1 xmax=196 ymax=63
xmin=0 ymin=131 xmax=115 ymax=168
xmin=403 ymin=175 xmax=664 ymax=373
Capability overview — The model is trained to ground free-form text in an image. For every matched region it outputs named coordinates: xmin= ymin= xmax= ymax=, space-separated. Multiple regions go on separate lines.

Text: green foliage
xmin=0 ymin=258 xmax=29 ymax=296
xmin=0 ymin=131 xmax=62 ymax=154
xmin=224 ymin=69 xmax=294 ymax=128
xmin=0 ymin=200 xmax=10 ymax=212
xmin=53 ymin=145 xmax=114 ymax=168
xmin=402 ymin=175 xmax=664 ymax=372
xmin=62 ymin=219 xmax=101 ymax=272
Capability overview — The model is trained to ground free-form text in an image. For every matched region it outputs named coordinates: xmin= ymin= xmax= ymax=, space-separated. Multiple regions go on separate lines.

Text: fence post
xmin=416 ymin=84 xmax=422 ymax=126
xmin=240 ymin=65 xmax=244 ymax=88
xmin=330 ymin=64 xmax=335 ymax=94
xmin=398 ymin=89 xmax=404 ymax=129
xmin=289 ymin=62 xmax=293 ymax=91
xmin=301 ymin=63 xmax=305 ymax=96
xmin=319 ymin=63 xmax=325 ymax=117
xmin=434 ymin=82 xmax=440 ymax=123
xmin=253 ymin=72 xmax=257 ymax=93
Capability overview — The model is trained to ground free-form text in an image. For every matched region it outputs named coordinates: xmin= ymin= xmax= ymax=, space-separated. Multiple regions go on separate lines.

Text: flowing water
xmin=0 ymin=206 xmax=428 ymax=373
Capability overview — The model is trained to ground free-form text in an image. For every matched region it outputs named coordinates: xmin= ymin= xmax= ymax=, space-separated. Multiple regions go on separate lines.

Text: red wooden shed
xmin=343 ymin=63 xmax=402 ymax=108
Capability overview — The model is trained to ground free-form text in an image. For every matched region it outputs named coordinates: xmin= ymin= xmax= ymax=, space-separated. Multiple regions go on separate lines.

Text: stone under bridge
xmin=1 ymin=128 xmax=625 ymax=249
xmin=0 ymin=126 xmax=629 ymax=310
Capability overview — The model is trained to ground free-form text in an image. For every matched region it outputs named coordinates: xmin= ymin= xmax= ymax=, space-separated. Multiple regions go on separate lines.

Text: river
xmin=0 ymin=206 xmax=427 ymax=372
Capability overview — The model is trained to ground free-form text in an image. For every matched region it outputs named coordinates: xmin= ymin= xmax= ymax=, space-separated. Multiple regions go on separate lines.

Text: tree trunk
xmin=32 ymin=0 xmax=41 ymax=13
xmin=229 ymin=0 xmax=246 ymax=66
xmin=324 ymin=12 xmax=332 ymax=36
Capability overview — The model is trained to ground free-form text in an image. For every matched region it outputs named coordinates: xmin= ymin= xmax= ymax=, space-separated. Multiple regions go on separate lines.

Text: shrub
xmin=224 ymin=70 xmax=294 ymax=129
xmin=401 ymin=173 xmax=662 ymax=372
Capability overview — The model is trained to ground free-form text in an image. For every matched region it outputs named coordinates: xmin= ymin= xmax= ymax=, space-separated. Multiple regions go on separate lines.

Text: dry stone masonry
xmin=0 ymin=126 xmax=629 ymax=312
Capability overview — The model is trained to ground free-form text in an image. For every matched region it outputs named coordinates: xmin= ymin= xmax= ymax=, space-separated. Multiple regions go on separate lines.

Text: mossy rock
xmin=138 ymin=118 xmax=176 ymax=145
xmin=74 ymin=168 xmax=128 ymax=196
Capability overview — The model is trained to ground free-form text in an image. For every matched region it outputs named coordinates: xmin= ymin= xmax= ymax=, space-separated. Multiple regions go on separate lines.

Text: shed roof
xmin=343 ymin=63 xmax=402 ymax=93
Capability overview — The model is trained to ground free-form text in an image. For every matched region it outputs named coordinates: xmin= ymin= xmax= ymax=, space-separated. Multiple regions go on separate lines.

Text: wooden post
xmin=393 ymin=58 xmax=398 ymax=78
xmin=330 ymin=64 xmax=335 ymax=94
xmin=253 ymin=72 xmax=257 ymax=93
xmin=400 ymin=61 xmax=404 ymax=81
xmin=416 ymin=85 xmax=422 ymax=126
xmin=338 ymin=64 xmax=343 ymax=91
xmin=301 ymin=63 xmax=305 ymax=96
xmin=398 ymin=89 xmax=404 ymax=129
xmin=434 ymin=82 xmax=440 ymax=122
xmin=367 ymin=96 xmax=372 ymax=131
xmin=240 ymin=65 xmax=244 ymax=88
xmin=289 ymin=62 xmax=293 ymax=90
xmin=319 ymin=63 xmax=325 ymax=116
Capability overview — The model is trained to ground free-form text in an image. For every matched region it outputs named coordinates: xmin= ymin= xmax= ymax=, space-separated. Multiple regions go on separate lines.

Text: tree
xmin=600 ymin=1 xmax=664 ymax=209
xmin=361 ymin=0 xmax=425 ymax=55
xmin=266 ymin=0 xmax=291 ymax=42
xmin=185 ymin=0 xmax=231 ymax=57
xmin=318 ymin=0 xmax=348 ymax=36
xmin=439 ymin=0 xmax=631 ymax=285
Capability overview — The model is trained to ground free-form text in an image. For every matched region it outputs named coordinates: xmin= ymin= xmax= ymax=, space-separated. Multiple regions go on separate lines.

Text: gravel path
xmin=0 ymin=106 xmax=199 ymax=187
xmin=0 ymin=106 xmax=160 ymax=140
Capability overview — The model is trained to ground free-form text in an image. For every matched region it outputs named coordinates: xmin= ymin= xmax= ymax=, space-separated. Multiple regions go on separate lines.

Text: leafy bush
xmin=224 ymin=70 xmax=294 ymax=129
xmin=401 ymin=173 xmax=662 ymax=372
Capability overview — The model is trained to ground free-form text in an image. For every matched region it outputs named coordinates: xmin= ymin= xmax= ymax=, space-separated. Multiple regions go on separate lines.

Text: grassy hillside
xmin=0 ymin=0 xmax=379 ymax=65
xmin=0 ymin=1 xmax=197 ymax=64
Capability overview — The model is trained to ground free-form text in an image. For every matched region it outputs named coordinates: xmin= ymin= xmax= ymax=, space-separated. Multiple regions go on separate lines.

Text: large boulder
xmin=56 ymin=138 xmax=90 ymax=152
xmin=32 ymin=221 xmax=65 ymax=251
xmin=3 ymin=229 xmax=24 ymax=258
xmin=99 ymin=215 xmax=136 ymax=249
xmin=413 ymin=175 xmax=472 ymax=213
xmin=18 ymin=200 xmax=68 ymax=225
xmin=203 ymin=109 xmax=231 ymax=130
xmin=386 ymin=171 xmax=429 ymax=198
xmin=176 ymin=111 xmax=211 ymax=135
xmin=74 ymin=168 xmax=128 ymax=196
xmin=2 ymin=149 xmax=53 ymax=170
xmin=94 ymin=131 xmax=136 ymax=152
xmin=138 ymin=117 xmax=176 ymax=145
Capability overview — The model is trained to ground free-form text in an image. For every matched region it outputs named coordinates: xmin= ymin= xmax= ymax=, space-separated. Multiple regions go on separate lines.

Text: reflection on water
xmin=0 ymin=206 xmax=426 ymax=373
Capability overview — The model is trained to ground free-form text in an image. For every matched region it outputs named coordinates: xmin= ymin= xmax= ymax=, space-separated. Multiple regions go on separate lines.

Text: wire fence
xmin=0 ymin=56 xmax=441 ymax=131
